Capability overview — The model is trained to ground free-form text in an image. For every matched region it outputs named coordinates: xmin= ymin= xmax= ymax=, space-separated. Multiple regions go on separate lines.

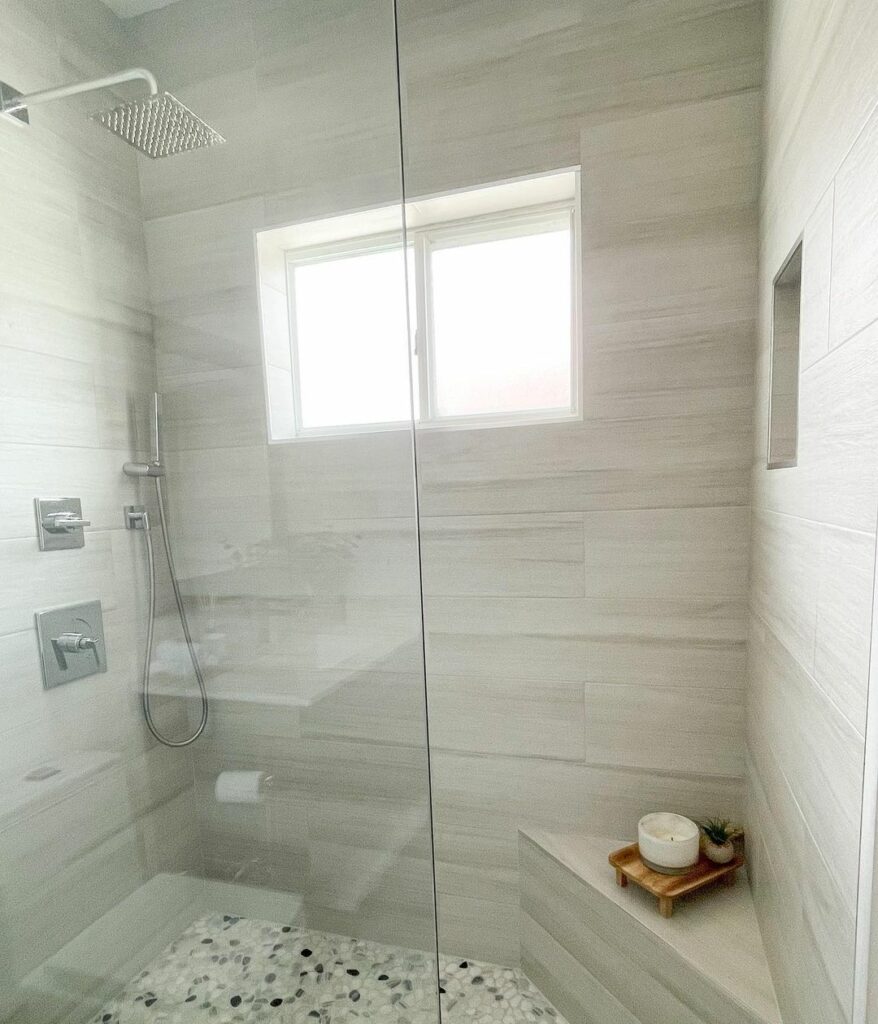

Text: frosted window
xmin=261 ymin=174 xmax=580 ymax=440
xmin=292 ymin=246 xmax=412 ymax=429
xmin=430 ymin=228 xmax=572 ymax=417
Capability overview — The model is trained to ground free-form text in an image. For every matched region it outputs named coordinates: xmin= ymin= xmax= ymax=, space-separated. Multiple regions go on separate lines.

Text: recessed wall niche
xmin=767 ymin=241 xmax=802 ymax=468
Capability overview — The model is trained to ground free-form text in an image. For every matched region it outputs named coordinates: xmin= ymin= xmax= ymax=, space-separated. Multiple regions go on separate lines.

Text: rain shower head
xmin=91 ymin=92 xmax=224 ymax=158
xmin=0 ymin=67 xmax=225 ymax=159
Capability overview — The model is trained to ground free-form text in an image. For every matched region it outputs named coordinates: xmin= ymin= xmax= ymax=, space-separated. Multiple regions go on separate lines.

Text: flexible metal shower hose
xmin=140 ymin=475 xmax=209 ymax=747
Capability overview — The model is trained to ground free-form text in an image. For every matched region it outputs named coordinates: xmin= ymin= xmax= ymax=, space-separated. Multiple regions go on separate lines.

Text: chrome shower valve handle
xmin=53 ymin=632 xmax=100 ymax=653
xmin=42 ymin=510 xmax=91 ymax=533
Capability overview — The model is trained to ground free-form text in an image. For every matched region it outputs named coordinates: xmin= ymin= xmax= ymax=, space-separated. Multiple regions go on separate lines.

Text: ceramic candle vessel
xmin=637 ymin=812 xmax=700 ymax=874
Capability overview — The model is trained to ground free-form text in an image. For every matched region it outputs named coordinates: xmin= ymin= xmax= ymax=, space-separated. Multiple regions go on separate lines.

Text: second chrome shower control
xmin=34 ymin=600 xmax=107 ymax=689
xmin=34 ymin=497 xmax=91 ymax=550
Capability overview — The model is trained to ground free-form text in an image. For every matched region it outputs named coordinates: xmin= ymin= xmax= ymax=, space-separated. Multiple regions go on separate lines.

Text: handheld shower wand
xmin=125 ymin=393 xmax=208 ymax=747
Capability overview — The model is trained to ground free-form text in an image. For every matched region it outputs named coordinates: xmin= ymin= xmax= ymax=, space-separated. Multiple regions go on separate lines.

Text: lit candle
xmin=637 ymin=812 xmax=700 ymax=873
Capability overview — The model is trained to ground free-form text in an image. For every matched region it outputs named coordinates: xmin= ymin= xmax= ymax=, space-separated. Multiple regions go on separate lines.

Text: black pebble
xmin=265 ymin=973 xmax=276 ymax=983
xmin=308 ymin=1011 xmax=320 ymax=1018
xmin=301 ymin=948 xmax=312 ymax=957
xmin=144 ymin=998 xmax=156 ymax=1007
xmin=230 ymin=995 xmax=242 ymax=1007
xmin=201 ymin=939 xmax=213 ymax=944
xmin=270 ymin=998 xmax=284 ymax=1007
xmin=282 ymin=926 xmax=292 ymax=933
xmin=347 ymin=968 xmax=359 ymax=976
xmin=378 ymin=974 xmax=389 ymax=981
xmin=315 ymin=964 xmax=324 ymax=974
xmin=439 ymin=987 xmax=446 ymax=994
xmin=472 ymin=976 xmax=484 ymax=985
xmin=185 ymin=996 xmax=196 ymax=1003
xmin=296 ymin=988 xmax=305 ymax=997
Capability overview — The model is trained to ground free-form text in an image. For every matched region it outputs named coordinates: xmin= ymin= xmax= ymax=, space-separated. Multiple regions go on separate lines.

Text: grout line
xmin=752 ymin=505 xmax=877 ymax=536
xmin=852 ymin=493 xmax=878 ymax=1023
xmin=748 ymin=605 xmax=866 ymax=741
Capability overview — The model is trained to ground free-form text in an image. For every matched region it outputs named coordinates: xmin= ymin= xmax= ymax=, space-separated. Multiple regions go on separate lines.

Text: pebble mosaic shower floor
xmin=91 ymin=914 xmax=568 ymax=1023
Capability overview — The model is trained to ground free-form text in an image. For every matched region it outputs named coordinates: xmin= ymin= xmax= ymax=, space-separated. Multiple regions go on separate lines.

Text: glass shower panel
xmin=0 ymin=1 xmax=437 ymax=1021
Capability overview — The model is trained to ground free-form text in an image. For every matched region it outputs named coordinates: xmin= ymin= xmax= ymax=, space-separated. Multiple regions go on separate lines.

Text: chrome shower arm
xmin=0 ymin=67 xmax=158 ymax=121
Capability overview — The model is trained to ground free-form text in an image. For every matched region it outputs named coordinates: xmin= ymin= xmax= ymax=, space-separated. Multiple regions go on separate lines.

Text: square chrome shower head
xmin=91 ymin=91 xmax=225 ymax=158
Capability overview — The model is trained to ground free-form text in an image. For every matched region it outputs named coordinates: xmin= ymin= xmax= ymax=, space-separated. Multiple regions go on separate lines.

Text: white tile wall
xmin=0 ymin=3 xmax=199 ymax=1018
xmin=747 ymin=2 xmax=878 ymax=1019
xmin=128 ymin=0 xmax=761 ymax=965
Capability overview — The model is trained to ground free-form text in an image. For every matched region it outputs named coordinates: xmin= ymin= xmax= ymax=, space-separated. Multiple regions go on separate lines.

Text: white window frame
xmin=281 ymin=198 xmax=581 ymax=439
xmin=284 ymin=231 xmax=410 ymax=439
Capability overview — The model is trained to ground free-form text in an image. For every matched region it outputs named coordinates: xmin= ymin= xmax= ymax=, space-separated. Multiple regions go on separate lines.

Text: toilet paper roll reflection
xmin=214 ymin=770 xmax=272 ymax=804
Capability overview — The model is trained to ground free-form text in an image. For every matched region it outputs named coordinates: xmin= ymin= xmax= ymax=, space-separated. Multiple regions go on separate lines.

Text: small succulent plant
xmin=699 ymin=818 xmax=743 ymax=845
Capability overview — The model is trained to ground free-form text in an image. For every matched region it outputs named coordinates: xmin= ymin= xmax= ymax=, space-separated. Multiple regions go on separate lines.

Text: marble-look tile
xmin=1 ymin=820 xmax=144 ymax=982
xmin=122 ymin=742 xmax=195 ymax=821
xmin=799 ymin=184 xmax=834 ymax=369
xmin=129 ymin=0 xmax=255 ymax=90
xmin=0 ymin=532 xmax=119 ymax=635
xmin=813 ymin=524 xmax=874 ymax=733
xmin=76 ymin=193 xmax=151 ymax=314
xmin=587 ymin=639 xmax=748 ymax=697
xmin=0 ymin=344 xmax=99 ymax=448
xmin=399 ymin=1 xmax=762 ymax=198
xmin=268 ymin=430 xmax=418 ymax=522
xmin=436 ymin=893 xmax=520 ymax=966
xmin=160 ymin=367 xmax=267 ymax=451
xmin=146 ymin=202 xmax=264 ymax=380
xmin=581 ymin=322 xmax=755 ymax=421
xmin=748 ymin=508 xmax=820 ymax=673
xmin=432 ymin=751 xmax=743 ymax=917
xmin=747 ymin=614 xmax=863 ymax=906
xmin=579 ymin=91 xmax=759 ymax=247
xmin=760 ymin=0 xmax=878 ymax=255
xmin=137 ymin=787 xmax=201 ymax=877
xmin=144 ymin=198 xmax=263 ymax=308
xmin=800 ymin=830 xmax=856 ymax=1016
xmin=428 ymin=674 xmax=586 ymax=761
xmin=522 ymin=913 xmax=638 ymax=1024
xmin=425 ymin=593 xmax=745 ymax=682
xmin=829 ymin=104 xmax=878 ymax=347
xmin=420 ymin=513 xmax=585 ymax=598
xmin=754 ymin=297 xmax=878 ymax=533
xmin=582 ymin=506 xmax=749 ymax=600
xmin=276 ymin=519 xmax=422 ymax=600
xmin=581 ymin=227 xmax=756 ymax=336
xmin=520 ymin=831 xmax=782 ymax=1024
xmin=0 ymin=0 xmax=61 ymax=92
xmin=303 ymin=672 xmax=427 ymax=751
xmin=584 ymin=683 xmax=745 ymax=777
xmin=417 ymin=411 xmax=751 ymax=517
xmin=0 ymin=443 xmax=148 ymax=541
xmin=253 ymin=0 xmax=401 ymax=210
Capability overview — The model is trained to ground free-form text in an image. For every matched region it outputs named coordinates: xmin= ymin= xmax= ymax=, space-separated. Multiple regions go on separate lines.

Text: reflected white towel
xmin=214 ymin=770 xmax=271 ymax=804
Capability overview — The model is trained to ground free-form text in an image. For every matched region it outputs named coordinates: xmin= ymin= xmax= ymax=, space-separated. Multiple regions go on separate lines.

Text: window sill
xmin=267 ymin=408 xmax=582 ymax=444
